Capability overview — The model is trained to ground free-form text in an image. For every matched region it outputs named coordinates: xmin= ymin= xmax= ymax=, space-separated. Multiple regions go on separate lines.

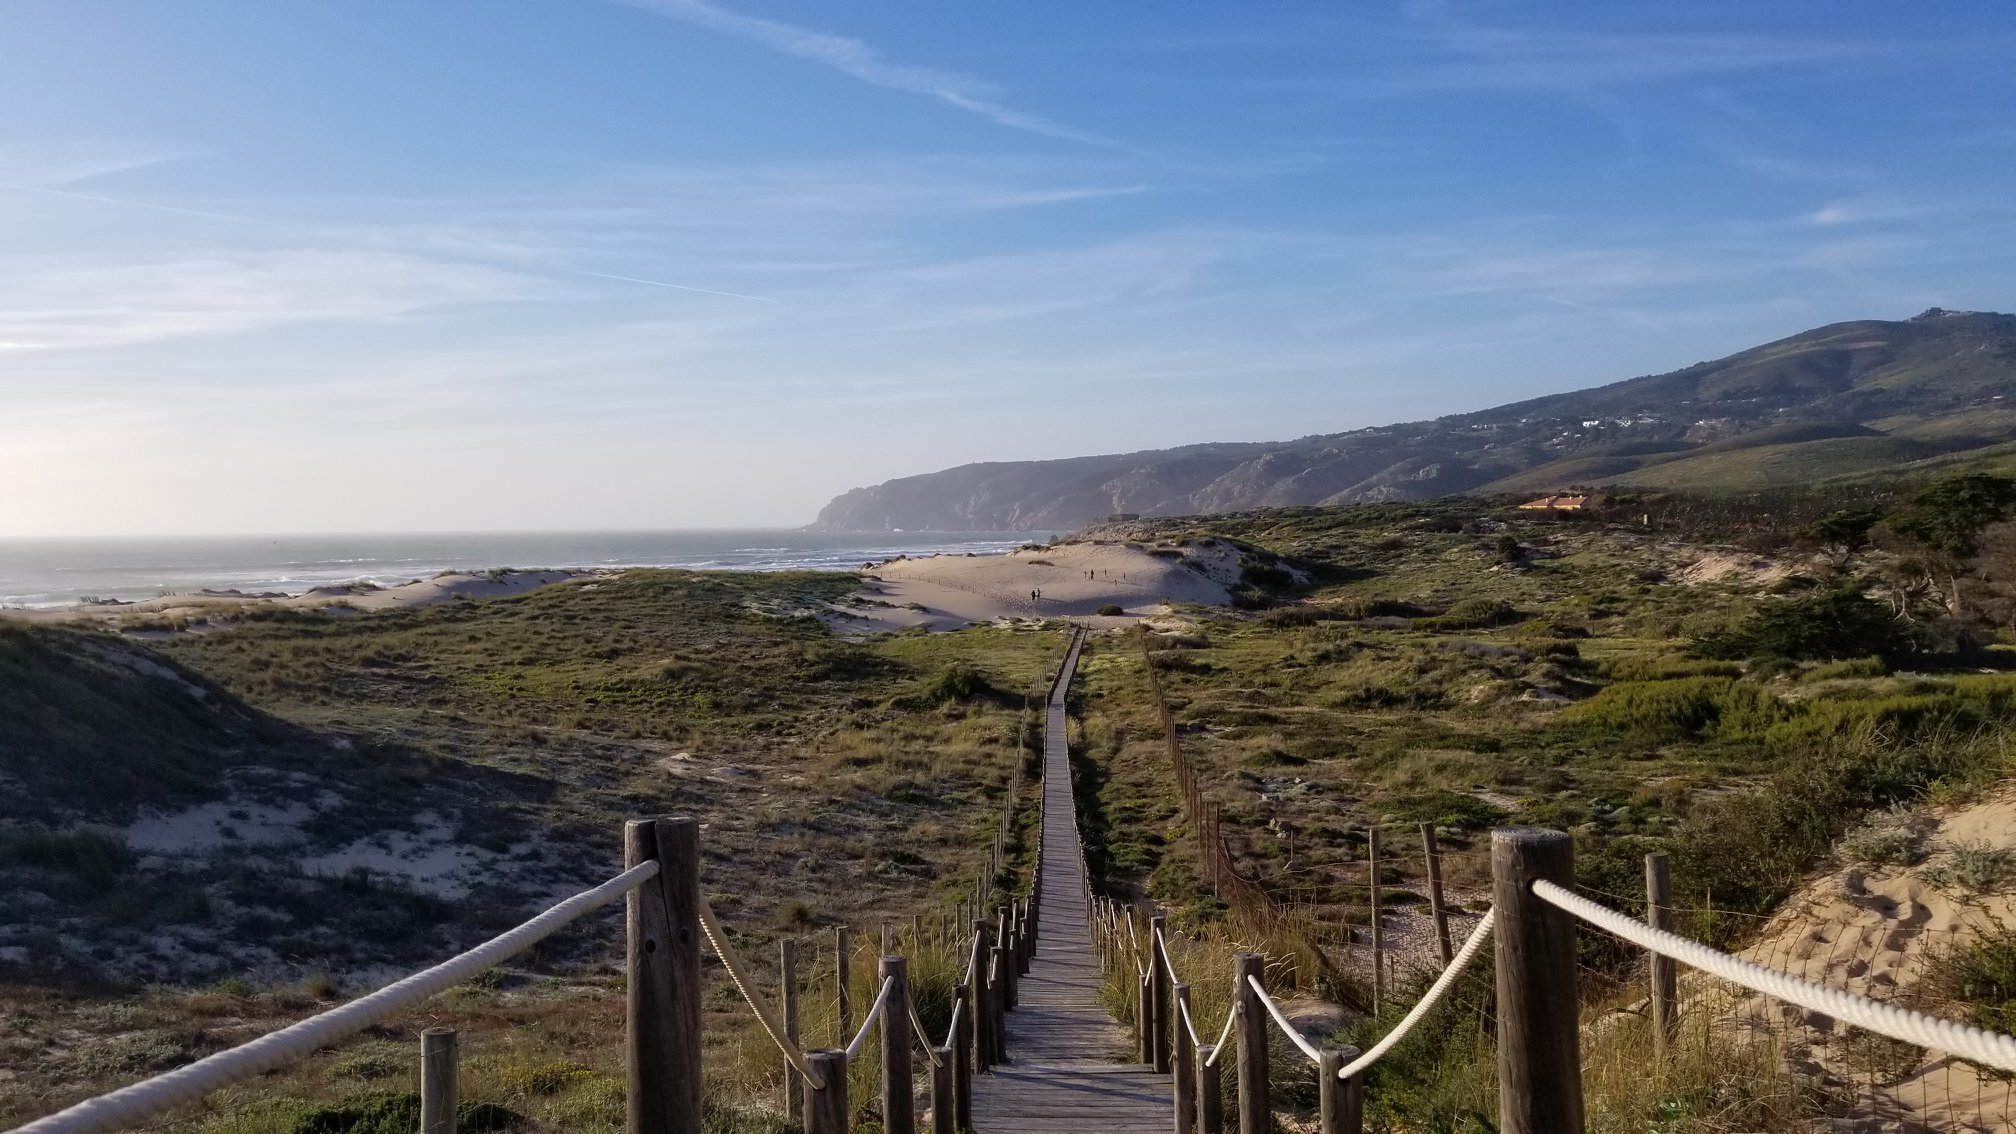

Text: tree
xmin=1882 ymin=474 xmax=2016 ymax=620
xmin=1795 ymin=509 xmax=1884 ymax=571
xmin=1693 ymin=587 xmax=1910 ymax=661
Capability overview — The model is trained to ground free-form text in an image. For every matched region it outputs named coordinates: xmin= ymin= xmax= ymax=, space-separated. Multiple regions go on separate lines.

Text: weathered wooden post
xmin=836 ymin=926 xmax=854 ymax=1045
xmin=1172 ymin=983 xmax=1196 ymax=1133
xmin=1368 ymin=825 xmax=1385 ymax=1014
xmin=1318 ymin=1047 xmax=1362 ymax=1134
xmin=1149 ymin=914 xmax=1171 ymax=1073
xmin=1492 ymin=828 xmax=1584 ymax=1134
xmin=882 ymin=955 xmax=915 ymax=1134
xmin=953 ymin=982 xmax=974 ymax=1128
xmin=997 ymin=907 xmax=1018 ymax=1009
xmin=780 ymin=939 xmax=803 ymax=1117
xmin=625 ymin=817 xmax=701 ymax=1134
xmin=419 ymin=1027 xmax=457 ymax=1134
xmin=1646 ymin=851 xmax=1677 ymax=1057
xmin=1137 ymin=969 xmax=1154 ymax=1063
xmin=931 ymin=1043 xmax=955 ymax=1134
xmin=1233 ymin=952 xmax=1268 ymax=1134
xmin=1422 ymin=822 xmax=1453 ymax=965
xmin=972 ymin=924 xmax=995 ymax=1069
xmin=1196 ymin=1045 xmax=1224 ymax=1134
xmin=990 ymin=943 xmax=1010 ymax=1051
xmin=804 ymin=1049 xmax=848 ymax=1134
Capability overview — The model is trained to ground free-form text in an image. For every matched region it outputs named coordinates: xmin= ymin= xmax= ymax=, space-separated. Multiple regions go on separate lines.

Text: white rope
xmin=846 ymin=976 xmax=898 ymax=1058
xmin=1153 ymin=925 xmax=1182 ymax=987
xmin=1339 ymin=910 xmax=1493 ymax=1080
xmin=944 ymin=997 xmax=964 ymax=1049
xmin=1203 ymin=1000 xmax=1239 ymax=1067
xmin=8 ymin=861 xmax=660 ymax=1134
xmin=1533 ymin=880 xmax=2016 ymax=1075
xmin=694 ymin=897 xmax=825 ymax=1090
xmin=1176 ymin=995 xmax=1203 ymax=1048
xmin=908 ymin=1002 xmax=945 ymax=1068
xmin=1246 ymin=974 xmax=1324 ymax=1065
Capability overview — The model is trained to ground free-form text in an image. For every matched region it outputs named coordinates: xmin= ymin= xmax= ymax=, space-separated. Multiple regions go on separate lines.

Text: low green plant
xmin=1919 ymin=839 xmax=2016 ymax=893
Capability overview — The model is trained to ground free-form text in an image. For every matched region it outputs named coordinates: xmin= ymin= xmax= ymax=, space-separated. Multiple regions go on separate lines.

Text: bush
xmin=1416 ymin=598 xmax=1518 ymax=631
xmin=1801 ymin=656 xmax=1888 ymax=682
xmin=1381 ymin=791 xmax=1509 ymax=831
xmin=1928 ymin=923 xmax=2016 ymax=1034
xmin=1693 ymin=587 xmax=1909 ymax=661
xmin=1560 ymin=677 xmax=1787 ymax=744
xmin=1096 ymin=604 xmax=1124 ymax=617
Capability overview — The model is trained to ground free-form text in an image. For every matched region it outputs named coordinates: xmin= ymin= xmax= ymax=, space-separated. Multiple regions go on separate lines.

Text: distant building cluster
xmin=1517 ymin=494 xmax=1589 ymax=511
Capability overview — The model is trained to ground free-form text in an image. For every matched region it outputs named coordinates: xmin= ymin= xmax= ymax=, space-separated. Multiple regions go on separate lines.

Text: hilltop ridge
xmin=811 ymin=309 xmax=2016 ymax=530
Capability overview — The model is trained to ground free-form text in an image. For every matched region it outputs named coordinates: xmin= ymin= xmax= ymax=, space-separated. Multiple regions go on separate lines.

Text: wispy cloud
xmin=0 ymin=139 xmax=198 ymax=188
xmin=616 ymin=0 xmax=1129 ymax=150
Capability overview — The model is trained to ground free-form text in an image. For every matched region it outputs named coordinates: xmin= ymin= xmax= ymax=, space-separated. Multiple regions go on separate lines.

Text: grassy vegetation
xmin=0 ymin=571 xmax=1069 ymax=1131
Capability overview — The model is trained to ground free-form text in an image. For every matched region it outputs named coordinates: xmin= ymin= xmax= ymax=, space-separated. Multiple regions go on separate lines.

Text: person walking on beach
xmin=1030 ymin=589 xmax=1038 ymax=604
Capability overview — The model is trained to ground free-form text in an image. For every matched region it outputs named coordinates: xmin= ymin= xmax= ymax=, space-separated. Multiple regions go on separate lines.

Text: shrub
xmin=1801 ymin=655 xmax=1888 ymax=682
xmin=1560 ymin=677 xmax=1787 ymax=744
xmin=1096 ymin=604 xmax=1124 ymax=617
xmin=1382 ymin=791 xmax=1509 ymax=831
xmin=1693 ymin=587 xmax=1909 ymax=661
xmin=0 ymin=827 xmax=134 ymax=892
xmin=1928 ymin=923 xmax=2016 ymax=1034
xmin=1416 ymin=598 xmax=1518 ymax=631
xmin=1919 ymin=840 xmax=2016 ymax=893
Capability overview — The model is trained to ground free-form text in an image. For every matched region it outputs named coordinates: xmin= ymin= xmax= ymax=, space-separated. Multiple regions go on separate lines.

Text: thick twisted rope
xmin=1202 ymin=1002 xmax=1239 ymax=1067
xmin=908 ymin=1002 xmax=944 ymax=1068
xmin=8 ymin=861 xmax=660 ymax=1134
xmin=1338 ymin=910 xmax=1493 ymax=1080
xmin=845 ymin=976 xmax=898 ymax=1058
xmin=1175 ymin=991 xmax=1203 ymax=1049
xmin=1533 ymin=880 xmax=2016 ymax=1074
xmin=1246 ymin=975 xmax=1324 ymax=1064
xmin=695 ymin=896 xmax=825 ymax=1090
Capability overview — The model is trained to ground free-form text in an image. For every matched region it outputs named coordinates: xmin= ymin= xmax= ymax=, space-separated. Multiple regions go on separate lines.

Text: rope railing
xmin=9 ymin=860 xmax=662 ymax=1134
xmin=1337 ymin=910 xmax=1493 ymax=1080
xmin=695 ymin=895 xmax=827 ymax=1090
xmin=845 ymin=976 xmax=898 ymax=1059
xmin=1202 ymin=1001 xmax=1238 ymax=1068
xmin=908 ymin=1002 xmax=944 ymax=1069
xmin=1246 ymin=974 xmax=1325 ymax=1064
xmin=1532 ymin=879 xmax=2016 ymax=1075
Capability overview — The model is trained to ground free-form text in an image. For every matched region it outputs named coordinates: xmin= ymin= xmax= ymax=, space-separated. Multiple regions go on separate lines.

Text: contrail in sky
xmin=2 ymin=182 xmax=772 ymax=302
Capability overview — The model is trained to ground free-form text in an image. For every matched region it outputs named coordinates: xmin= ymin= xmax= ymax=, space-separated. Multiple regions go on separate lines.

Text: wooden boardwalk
xmin=971 ymin=629 xmax=1172 ymax=1133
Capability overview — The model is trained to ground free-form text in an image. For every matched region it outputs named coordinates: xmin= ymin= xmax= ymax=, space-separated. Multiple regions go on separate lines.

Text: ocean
xmin=0 ymin=530 xmax=1050 ymax=610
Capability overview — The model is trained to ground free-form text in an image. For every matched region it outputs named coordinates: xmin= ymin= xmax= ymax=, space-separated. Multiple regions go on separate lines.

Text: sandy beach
xmin=827 ymin=538 xmax=1242 ymax=633
xmin=1 ymin=569 xmax=588 ymax=629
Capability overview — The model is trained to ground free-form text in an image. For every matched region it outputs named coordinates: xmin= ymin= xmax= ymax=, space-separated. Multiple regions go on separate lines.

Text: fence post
xmin=882 ymin=956 xmax=914 ymax=1134
xmin=1368 ymin=825 xmax=1385 ymax=1015
xmin=1646 ymin=851 xmax=1677 ymax=1058
xmin=781 ymin=939 xmax=803 ymax=1118
xmin=1233 ymin=952 xmax=1268 ymax=1134
xmin=1138 ymin=970 xmax=1154 ymax=1064
xmin=420 ymin=1027 xmax=457 ymax=1134
xmin=954 ymin=982 xmax=974 ymax=1127
xmin=990 ymin=944 xmax=1010 ymax=1052
xmin=804 ymin=1049 xmax=848 ymax=1134
xmin=997 ymin=908 xmax=1018 ymax=1010
xmin=1491 ymin=828 xmax=1584 ymax=1134
xmin=973 ymin=925 xmax=995 ymax=1069
xmin=625 ymin=817 xmax=702 ymax=1134
xmin=932 ymin=1044 xmax=955 ymax=1134
xmin=1172 ymin=983 xmax=1196 ymax=1134
xmin=1317 ymin=1046 xmax=1362 ymax=1134
xmin=837 ymin=926 xmax=854 ymax=1045
xmin=1421 ymin=822 xmax=1453 ymax=965
xmin=1149 ymin=914 xmax=1171 ymax=1073
xmin=1196 ymin=1045 xmax=1223 ymax=1134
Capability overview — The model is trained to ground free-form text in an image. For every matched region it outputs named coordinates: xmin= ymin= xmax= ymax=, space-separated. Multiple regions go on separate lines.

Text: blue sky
xmin=2 ymin=1 xmax=2012 ymax=533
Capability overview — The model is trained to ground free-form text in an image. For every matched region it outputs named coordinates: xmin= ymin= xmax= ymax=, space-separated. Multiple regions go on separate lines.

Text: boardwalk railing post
xmin=954 ymin=981 xmax=974 ymax=1127
xmin=990 ymin=944 xmax=1010 ymax=1052
xmin=625 ymin=817 xmax=702 ymax=1134
xmin=1421 ymin=821 xmax=1454 ymax=965
xmin=781 ymin=939 xmax=803 ymax=1118
xmin=804 ymin=1049 xmax=848 ymax=1134
xmin=931 ymin=1044 xmax=955 ymax=1134
xmin=420 ymin=1027 xmax=457 ymax=1134
xmin=1196 ymin=1045 xmax=1223 ymax=1134
xmin=1137 ymin=969 xmax=1154 ymax=1064
xmin=1492 ymin=827 xmax=1584 ymax=1134
xmin=1172 ymin=983 xmax=1196 ymax=1133
xmin=972 ymin=926 xmax=995 ymax=1070
xmin=1233 ymin=952 xmax=1268 ymax=1134
xmin=997 ymin=907 xmax=1018 ymax=1010
xmin=1149 ymin=914 xmax=1171 ymax=1074
xmin=1646 ymin=851 xmax=1677 ymax=1059
xmin=882 ymin=955 xmax=915 ymax=1134
xmin=1318 ymin=1047 xmax=1362 ymax=1134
